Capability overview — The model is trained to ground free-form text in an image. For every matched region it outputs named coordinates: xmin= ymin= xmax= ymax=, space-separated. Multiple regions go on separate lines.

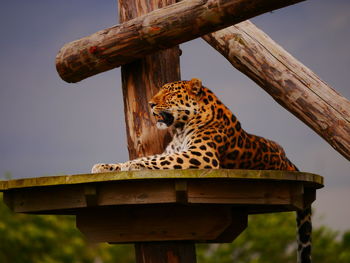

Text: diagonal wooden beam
xmin=202 ymin=20 xmax=350 ymax=161
xmin=56 ymin=0 xmax=304 ymax=83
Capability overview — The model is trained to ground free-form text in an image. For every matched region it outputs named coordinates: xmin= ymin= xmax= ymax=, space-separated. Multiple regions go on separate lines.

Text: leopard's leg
xmin=91 ymin=154 xmax=163 ymax=173
xmin=91 ymin=163 xmax=122 ymax=173
xmin=92 ymin=149 xmax=219 ymax=172
xmin=296 ymin=206 xmax=312 ymax=263
xmin=122 ymin=150 xmax=219 ymax=171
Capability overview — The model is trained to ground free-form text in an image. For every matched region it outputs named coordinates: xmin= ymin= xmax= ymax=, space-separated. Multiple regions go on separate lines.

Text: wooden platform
xmin=0 ymin=169 xmax=323 ymax=244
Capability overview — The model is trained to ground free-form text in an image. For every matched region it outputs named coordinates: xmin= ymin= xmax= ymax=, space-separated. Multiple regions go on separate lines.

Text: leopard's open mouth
xmin=157 ymin=111 xmax=174 ymax=126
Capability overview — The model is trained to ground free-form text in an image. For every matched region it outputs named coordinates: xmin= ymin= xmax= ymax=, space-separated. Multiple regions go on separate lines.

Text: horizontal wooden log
xmin=202 ymin=20 xmax=350 ymax=161
xmin=56 ymin=0 xmax=304 ymax=83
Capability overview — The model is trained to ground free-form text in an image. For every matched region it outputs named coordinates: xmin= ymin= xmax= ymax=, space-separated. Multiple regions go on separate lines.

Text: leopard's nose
xmin=149 ymin=102 xmax=157 ymax=109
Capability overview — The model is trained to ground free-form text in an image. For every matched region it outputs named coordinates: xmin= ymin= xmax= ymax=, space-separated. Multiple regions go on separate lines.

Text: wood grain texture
xmin=187 ymin=180 xmax=305 ymax=210
xmin=97 ymin=180 xmax=177 ymax=205
xmin=2 ymin=173 xmax=319 ymax=244
xmin=7 ymin=185 xmax=86 ymax=213
xmin=0 ymin=169 xmax=323 ymax=191
xmin=118 ymin=0 xmax=180 ymax=159
xmin=3 ymin=176 xmax=314 ymax=214
xmin=0 ymin=169 xmax=324 ymax=191
xmin=76 ymin=205 xmax=243 ymax=243
xmin=55 ymin=0 xmax=304 ymax=83
xmin=212 ymin=210 xmax=247 ymax=243
xmin=202 ymin=20 xmax=350 ymax=161
xmin=135 ymin=242 xmax=197 ymax=263
xmin=118 ymin=0 xmax=183 ymax=259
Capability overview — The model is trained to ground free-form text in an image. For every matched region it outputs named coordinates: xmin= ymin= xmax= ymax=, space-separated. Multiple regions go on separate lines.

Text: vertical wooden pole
xmin=135 ymin=242 xmax=197 ymax=263
xmin=118 ymin=0 xmax=181 ymax=159
xmin=118 ymin=0 xmax=195 ymax=262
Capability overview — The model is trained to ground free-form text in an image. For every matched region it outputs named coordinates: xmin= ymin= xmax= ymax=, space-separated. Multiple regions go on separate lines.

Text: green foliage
xmin=0 ymin=193 xmax=134 ymax=263
xmin=197 ymin=212 xmax=350 ymax=263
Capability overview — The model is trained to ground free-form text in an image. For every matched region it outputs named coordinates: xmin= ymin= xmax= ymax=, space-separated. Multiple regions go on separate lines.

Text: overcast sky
xmin=0 ymin=0 xmax=349 ymax=231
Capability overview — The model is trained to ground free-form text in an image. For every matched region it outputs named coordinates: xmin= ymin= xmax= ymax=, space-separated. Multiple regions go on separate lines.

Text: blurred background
xmin=0 ymin=0 xmax=349 ymax=262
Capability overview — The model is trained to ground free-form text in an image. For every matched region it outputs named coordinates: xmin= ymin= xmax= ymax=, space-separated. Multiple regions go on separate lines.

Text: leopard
xmin=92 ymin=78 xmax=312 ymax=263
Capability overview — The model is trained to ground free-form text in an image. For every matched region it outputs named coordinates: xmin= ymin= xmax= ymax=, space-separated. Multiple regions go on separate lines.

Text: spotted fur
xmin=92 ymin=78 xmax=311 ymax=263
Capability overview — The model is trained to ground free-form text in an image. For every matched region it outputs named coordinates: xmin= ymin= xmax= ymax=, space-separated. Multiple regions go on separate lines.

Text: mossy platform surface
xmin=0 ymin=169 xmax=323 ymax=191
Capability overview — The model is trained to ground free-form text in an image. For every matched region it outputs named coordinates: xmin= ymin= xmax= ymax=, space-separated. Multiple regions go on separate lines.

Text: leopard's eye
xmin=149 ymin=102 xmax=157 ymax=108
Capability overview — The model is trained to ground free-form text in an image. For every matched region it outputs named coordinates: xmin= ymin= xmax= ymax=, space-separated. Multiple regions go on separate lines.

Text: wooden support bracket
xmin=175 ymin=180 xmax=188 ymax=204
xmin=303 ymin=188 xmax=316 ymax=208
xmin=289 ymin=182 xmax=304 ymax=210
xmin=84 ymin=185 xmax=98 ymax=207
xmin=76 ymin=205 xmax=247 ymax=243
xmin=212 ymin=209 xmax=247 ymax=243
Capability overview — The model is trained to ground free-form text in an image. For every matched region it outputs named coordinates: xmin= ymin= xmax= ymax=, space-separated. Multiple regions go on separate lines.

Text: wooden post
xmin=135 ymin=242 xmax=196 ymax=263
xmin=118 ymin=0 xmax=180 ymax=159
xmin=202 ymin=20 xmax=350 ymax=161
xmin=117 ymin=0 xmax=192 ymax=262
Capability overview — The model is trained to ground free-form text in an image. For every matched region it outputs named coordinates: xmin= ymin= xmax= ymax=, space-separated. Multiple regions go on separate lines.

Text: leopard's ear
xmin=189 ymin=78 xmax=202 ymax=96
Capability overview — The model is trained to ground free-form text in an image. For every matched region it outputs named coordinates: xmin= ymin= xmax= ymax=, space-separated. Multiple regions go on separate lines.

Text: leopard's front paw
xmin=120 ymin=162 xmax=143 ymax=171
xmin=91 ymin=163 xmax=121 ymax=173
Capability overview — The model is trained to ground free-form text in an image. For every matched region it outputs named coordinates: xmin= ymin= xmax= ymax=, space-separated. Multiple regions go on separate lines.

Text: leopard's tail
xmin=297 ymin=207 xmax=312 ymax=263
xmin=291 ymin=164 xmax=312 ymax=263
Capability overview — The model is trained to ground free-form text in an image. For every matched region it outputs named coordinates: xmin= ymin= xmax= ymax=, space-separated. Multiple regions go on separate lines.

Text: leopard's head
xmin=149 ymin=78 xmax=203 ymax=129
